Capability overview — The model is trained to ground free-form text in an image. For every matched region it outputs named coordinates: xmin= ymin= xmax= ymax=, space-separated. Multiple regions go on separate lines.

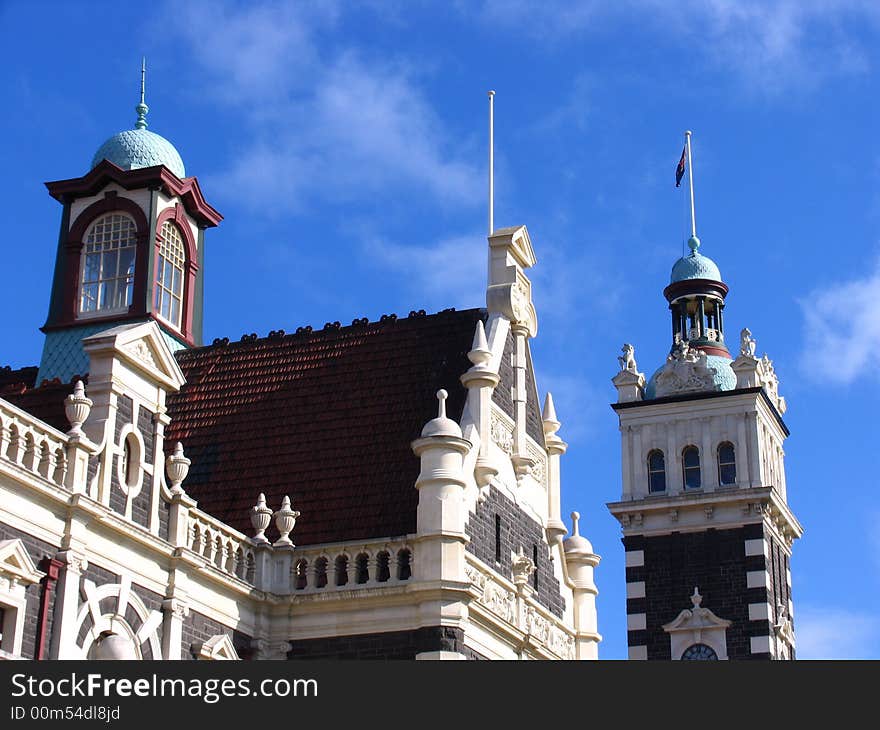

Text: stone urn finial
xmin=250 ymin=493 xmax=273 ymax=544
xmin=273 ymin=495 xmax=300 ymax=547
xmin=166 ymin=442 xmax=191 ymax=495
xmin=64 ymin=380 xmax=93 ymax=435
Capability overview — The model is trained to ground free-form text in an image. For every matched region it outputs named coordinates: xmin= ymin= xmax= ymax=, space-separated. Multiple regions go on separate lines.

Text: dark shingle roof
xmin=166 ymin=309 xmax=484 ymax=545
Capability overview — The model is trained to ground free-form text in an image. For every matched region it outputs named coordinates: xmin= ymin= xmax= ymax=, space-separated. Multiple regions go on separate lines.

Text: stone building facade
xmin=0 ymin=94 xmax=600 ymax=661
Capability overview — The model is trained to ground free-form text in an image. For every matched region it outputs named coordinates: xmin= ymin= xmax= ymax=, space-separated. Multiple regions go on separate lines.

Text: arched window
xmin=80 ymin=213 xmax=137 ymax=315
xmin=647 ymin=450 xmax=666 ymax=493
xmin=682 ymin=446 xmax=701 ymax=489
xmin=681 ymin=643 xmax=718 ymax=660
xmin=154 ymin=221 xmax=186 ymax=328
xmin=718 ymin=442 xmax=736 ymax=486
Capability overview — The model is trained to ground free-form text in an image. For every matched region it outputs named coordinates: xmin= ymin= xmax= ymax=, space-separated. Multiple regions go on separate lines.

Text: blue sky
xmin=2 ymin=0 xmax=879 ymax=659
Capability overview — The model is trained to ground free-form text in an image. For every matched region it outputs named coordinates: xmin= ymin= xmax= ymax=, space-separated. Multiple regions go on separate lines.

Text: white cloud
xmin=363 ymin=232 xmax=486 ymax=311
xmin=168 ymin=1 xmax=481 ymax=212
xmin=799 ymin=256 xmax=880 ymax=384
xmin=796 ymin=605 xmax=880 ymax=659
xmin=468 ymin=0 xmax=879 ymax=90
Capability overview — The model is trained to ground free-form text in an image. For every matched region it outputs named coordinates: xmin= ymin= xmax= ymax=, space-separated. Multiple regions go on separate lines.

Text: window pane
xmin=648 ymin=451 xmax=664 ymax=471
xmin=170 ymin=296 xmax=180 ymax=326
xmin=718 ymin=443 xmax=735 ymax=464
xmin=683 ymin=447 xmax=700 ymax=468
xmin=649 ymin=470 xmax=666 ymax=493
xmin=684 ymin=466 xmax=701 ymax=489
xmin=719 ymin=463 xmax=736 ymax=485
xmin=83 ymin=253 xmax=101 ymax=283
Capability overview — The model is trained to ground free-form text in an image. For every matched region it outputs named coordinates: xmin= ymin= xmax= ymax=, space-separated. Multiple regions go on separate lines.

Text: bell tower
xmin=37 ymin=62 xmax=222 ymax=384
xmin=607 ymin=232 xmax=802 ymax=660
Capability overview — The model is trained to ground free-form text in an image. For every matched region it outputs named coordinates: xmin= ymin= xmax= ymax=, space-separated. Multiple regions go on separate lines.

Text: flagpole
xmin=488 ymin=90 xmax=495 ymax=236
xmin=685 ymin=130 xmax=696 ymax=238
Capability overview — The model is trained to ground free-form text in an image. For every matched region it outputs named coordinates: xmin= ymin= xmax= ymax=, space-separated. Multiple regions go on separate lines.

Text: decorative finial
xmin=166 ymin=442 xmax=191 ymax=495
xmin=273 ymin=495 xmax=301 ymax=547
xmin=250 ymin=493 xmax=273 ymax=544
xmin=542 ymin=392 xmax=561 ymax=438
xmin=135 ymin=57 xmax=149 ymax=130
xmin=436 ymin=389 xmax=448 ymax=419
xmin=687 ymin=235 xmax=701 ymax=253
xmin=64 ymin=379 xmax=93 ymax=435
xmin=571 ymin=511 xmax=581 ymax=536
xmin=691 ymin=586 xmax=703 ymax=608
xmin=467 ymin=320 xmax=492 ymax=368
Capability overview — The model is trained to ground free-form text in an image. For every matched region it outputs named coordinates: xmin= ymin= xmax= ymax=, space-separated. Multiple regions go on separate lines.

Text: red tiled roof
xmin=167 ymin=309 xmax=484 ymax=545
xmin=0 ymin=366 xmax=38 ymax=394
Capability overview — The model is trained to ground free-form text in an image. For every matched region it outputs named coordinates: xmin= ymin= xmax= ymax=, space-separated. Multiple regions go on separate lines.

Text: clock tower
xmin=607 ymin=234 xmax=802 ymax=660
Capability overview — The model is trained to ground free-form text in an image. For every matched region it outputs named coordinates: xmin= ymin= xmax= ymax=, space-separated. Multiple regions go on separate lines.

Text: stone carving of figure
xmin=740 ymin=327 xmax=756 ymax=358
xmin=618 ymin=343 xmax=637 ymax=373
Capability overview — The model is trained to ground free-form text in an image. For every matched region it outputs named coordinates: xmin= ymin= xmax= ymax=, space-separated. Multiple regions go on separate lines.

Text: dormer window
xmin=79 ymin=213 xmax=137 ymax=315
xmin=154 ymin=221 xmax=185 ymax=328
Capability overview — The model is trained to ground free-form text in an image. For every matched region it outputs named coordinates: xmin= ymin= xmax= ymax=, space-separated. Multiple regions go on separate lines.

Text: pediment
xmin=82 ymin=321 xmax=186 ymax=391
xmin=0 ymin=539 xmax=45 ymax=585
xmin=488 ymin=225 xmax=537 ymax=269
xmin=663 ymin=606 xmax=732 ymax=634
xmin=194 ymin=633 xmax=240 ymax=661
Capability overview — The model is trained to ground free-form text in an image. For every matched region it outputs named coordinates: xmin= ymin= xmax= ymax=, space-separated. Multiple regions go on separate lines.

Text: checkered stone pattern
xmin=624 ymin=523 xmax=779 ymax=660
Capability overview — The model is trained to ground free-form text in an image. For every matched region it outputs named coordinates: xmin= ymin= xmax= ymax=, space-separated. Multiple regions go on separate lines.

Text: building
xmin=0 ymin=90 xmax=601 ymax=660
xmin=607 ymin=233 xmax=802 ymax=660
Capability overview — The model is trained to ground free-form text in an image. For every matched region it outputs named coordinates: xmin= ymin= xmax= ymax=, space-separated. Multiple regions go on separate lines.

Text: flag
xmin=675 ymin=144 xmax=687 ymax=187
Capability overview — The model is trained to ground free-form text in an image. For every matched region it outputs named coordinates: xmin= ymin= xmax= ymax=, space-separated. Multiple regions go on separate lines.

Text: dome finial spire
xmin=135 ymin=57 xmax=149 ymax=130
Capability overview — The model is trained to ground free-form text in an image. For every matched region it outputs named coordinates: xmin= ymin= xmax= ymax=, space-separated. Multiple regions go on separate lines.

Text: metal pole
xmin=488 ymin=90 xmax=495 ymax=236
xmin=685 ymin=130 xmax=696 ymax=238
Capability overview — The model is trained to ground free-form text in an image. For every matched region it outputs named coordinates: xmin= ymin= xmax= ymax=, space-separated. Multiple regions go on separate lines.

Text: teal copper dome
xmin=644 ymin=354 xmax=736 ymax=399
xmin=90 ymin=59 xmax=186 ymax=178
xmin=91 ymin=128 xmax=185 ymax=178
xmin=670 ymin=235 xmax=722 ymax=283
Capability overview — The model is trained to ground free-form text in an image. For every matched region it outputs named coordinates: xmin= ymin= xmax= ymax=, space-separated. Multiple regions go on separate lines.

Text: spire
xmin=135 ymin=57 xmax=149 ymax=130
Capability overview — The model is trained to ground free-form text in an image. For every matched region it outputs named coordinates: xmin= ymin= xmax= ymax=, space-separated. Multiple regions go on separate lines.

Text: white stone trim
xmin=625 ymin=550 xmax=644 ymax=568
xmin=628 ymin=645 xmax=647 ymax=660
xmin=626 ymin=581 xmax=646 ymax=599
xmin=746 ymin=570 xmax=770 ymax=589
xmin=748 ymin=602 xmax=772 ymax=621
xmin=744 ymin=538 xmax=767 ymax=557
xmin=750 ymin=635 xmax=772 ymax=654
xmin=627 ymin=613 xmax=646 ymax=631
xmin=193 ymin=633 xmax=240 ymax=660
xmin=415 ymin=651 xmax=467 ymax=660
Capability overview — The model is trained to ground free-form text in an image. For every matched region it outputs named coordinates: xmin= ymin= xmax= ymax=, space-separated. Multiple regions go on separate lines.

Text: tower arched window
xmin=717 ymin=442 xmax=736 ymax=486
xmin=154 ymin=221 xmax=186 ymax=328
xmin=682 ymin=446 xmax=701 ymax=489
xmin=647 ymin=450 xmax=666 ymax=493
xmin=79 ymin=213 xmax=137 ymax=315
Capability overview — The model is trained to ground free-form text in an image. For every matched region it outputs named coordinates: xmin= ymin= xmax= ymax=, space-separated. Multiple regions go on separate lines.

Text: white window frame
xmin=0 ymin=539 xmax=45 ymax=659
xmin=78 ymin=213 xmax=138 ymax=319
xmin=154 ymin=221 xmax=186 ymax=329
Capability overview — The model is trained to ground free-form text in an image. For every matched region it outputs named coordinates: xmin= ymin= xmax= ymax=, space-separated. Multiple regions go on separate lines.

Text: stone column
xmin=161 ymin=597 xmax=189 ymax=660
xmin=48 ymin=549 xmax=88 ymax=659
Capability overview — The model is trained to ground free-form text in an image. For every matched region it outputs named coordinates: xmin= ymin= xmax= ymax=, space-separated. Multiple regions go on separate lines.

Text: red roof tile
xmin=167 ymin=309 xmax=484 ymax=545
